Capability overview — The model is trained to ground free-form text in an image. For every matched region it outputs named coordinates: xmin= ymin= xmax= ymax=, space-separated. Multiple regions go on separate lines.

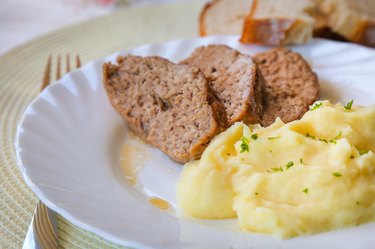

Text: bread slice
xmin=318 ymin=0 xmax=375 ymax=47
xmin=240 ymin=0 xmax=316 ymax=45
xmin=182 ymin=45 xmax=263 ymax=125
xmin=103 ymin=55 xmax=227 ymax=163
xmin=253 ymin=48 xmax=319 ymax=126
xmin=200 ymin=0 xmax=315 ymax=45
xmin=199 ymin=0 xmax=252 ymax=36
xmin=311 ymin=0 xmax=331 ymax=37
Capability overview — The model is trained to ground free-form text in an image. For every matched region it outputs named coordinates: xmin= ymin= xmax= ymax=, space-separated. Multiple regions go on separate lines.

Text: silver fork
xmin=23 ymin=54 xmax=81 ymax=249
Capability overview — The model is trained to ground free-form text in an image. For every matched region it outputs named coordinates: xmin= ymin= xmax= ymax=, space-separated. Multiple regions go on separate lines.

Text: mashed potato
xmin=177 ymin=101 xmax=375 ymax=238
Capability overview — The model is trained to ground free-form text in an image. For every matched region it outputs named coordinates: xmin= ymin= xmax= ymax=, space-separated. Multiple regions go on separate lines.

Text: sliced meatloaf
xmin=253 ymin=48 xmax=320 ymax=126
xmin=103 ymin=55 xmax=227 ymax=163
xmin=182 ymin=45 xmax=264 ymax=125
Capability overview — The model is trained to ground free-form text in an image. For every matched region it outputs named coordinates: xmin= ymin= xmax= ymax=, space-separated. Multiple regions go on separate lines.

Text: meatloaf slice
xmin=103 ymin=55 xmax=227 ymax=163
xmin=182 ymin=45 xmax=264 ymax=125
xmin=253 ymin=48 xmax=320 ymax=126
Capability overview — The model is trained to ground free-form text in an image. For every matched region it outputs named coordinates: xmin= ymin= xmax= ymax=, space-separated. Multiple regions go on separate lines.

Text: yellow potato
xmin=177 ymin=101 xmax=375 ymax=238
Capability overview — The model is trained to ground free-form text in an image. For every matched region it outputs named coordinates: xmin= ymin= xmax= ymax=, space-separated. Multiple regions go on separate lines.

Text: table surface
xmin=0 ymin=1 xmax=203 ymax=248
xmin=0 ymin=0 xmax=190 ymax=55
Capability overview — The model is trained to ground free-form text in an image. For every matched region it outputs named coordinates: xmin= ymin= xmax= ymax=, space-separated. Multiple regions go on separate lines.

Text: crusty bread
xmin=318 ymin=0 xmax=375 ymax=47
xmin=200 ymin=0 xmax=315 ymax=46
xmin=103 ymin=55 xmax=227 ymax=163
xmin=311 ymin=0 xmax=330 ymax=37
xmin=199 ymin=0 xmax=251 ymax=36
xmin=182 ymin=45 xmax=263 ymax=125
xmin=200 ymin=0 xmax=375 ymax=47
xmin=240 ymin=0 xmax=316 ymax=45
xmin=253 ymin=48 xmax=319 ymax=126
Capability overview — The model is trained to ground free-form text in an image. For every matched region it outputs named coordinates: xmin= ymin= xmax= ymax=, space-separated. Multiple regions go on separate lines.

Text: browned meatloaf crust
xmin=103 ymin=55 xmax=227 ymax=163
xmin=182 ymin=45 xmax=264 ymax=125
xmin=253 ymin=48 xmax=320 ymax=126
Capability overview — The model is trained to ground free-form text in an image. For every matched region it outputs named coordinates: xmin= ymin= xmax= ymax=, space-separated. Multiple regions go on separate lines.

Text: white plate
xmin=16 ymin=36 xmax=375 ymax=249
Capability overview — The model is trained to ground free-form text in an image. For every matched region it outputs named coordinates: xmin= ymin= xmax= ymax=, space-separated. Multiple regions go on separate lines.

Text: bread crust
xmin=199 ymin=1 xmax=219 ymax=36
xmin=201 ymin=0 xmax=314 ymax=45
xmin=317 ymin=0 xmax=375 ymax=48
xmin=240 ymin=17 xmax=296 ymax=45
xmin=355 ymin=20 xmax=375 ymax=47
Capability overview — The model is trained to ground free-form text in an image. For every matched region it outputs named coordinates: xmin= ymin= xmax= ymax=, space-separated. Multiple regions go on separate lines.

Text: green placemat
xmin=0 ymin=1 xmax=202 ymax=247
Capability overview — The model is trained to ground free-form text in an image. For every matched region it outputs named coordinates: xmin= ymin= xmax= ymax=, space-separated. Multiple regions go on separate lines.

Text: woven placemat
xmin=0 ymin=1 xmax=202 ymax=248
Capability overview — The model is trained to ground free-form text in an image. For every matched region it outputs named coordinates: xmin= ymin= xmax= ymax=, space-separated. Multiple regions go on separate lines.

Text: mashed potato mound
xmin=177 ymin=101 xmax=375 ymax=238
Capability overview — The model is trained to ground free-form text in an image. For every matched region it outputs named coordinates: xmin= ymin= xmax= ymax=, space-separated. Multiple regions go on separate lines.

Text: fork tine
xmin=76 ymin=54 xmax=81 ymax=68
xmin=40 ymin=55 xmax=51 ymax=91
xmin=56 ymin=54 xmax=61 ymax=80
xmin=66 ymin=54 xmax=71 ymax=73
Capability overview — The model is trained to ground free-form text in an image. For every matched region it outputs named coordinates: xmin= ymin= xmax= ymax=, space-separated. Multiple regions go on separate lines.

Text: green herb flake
xmin=255 ymin=192 xmax=259 ymax=196
xmin=328 ymin=131 xmax=343 ymax=145
xmin=310 ymin=102 xmax=323 ymax=111
xmin=285 ymin=161 xmax=294 ymax=170
xmin=302 ymin=188 xmax=309 ymax=194
xmin=306 ymin=132 xmax=316 ymax=139
xmin=300 ymin=158 xmax=305 ymax=165
xmin=269 ymin=149 xmax=273 ymax=153
xmin=332 ymin=172 xmax=342 ymax=177
xmin=319 ymin=138 xmax=329 ymax=143
xmin=356 ymin=201 xmax=360 ymax=205
xmin=329 ymin=139 xmax=337 ymax=144
xmin=359 ymin=149 xmax=369 ymax=156
xmin=344 ymin=99 xmax=354 ymax=110
xmin=271 ymin=167 xmax=283 ymax=172
xmin=240 ymin=137 xmax=249 ymax=153
xmin=334 ymin=131 xmax=343 ymax=140
xmin=251 ymin=134 xmax=258 ymax=140
xmin=268 ymin=136 xmax=280 ymax=140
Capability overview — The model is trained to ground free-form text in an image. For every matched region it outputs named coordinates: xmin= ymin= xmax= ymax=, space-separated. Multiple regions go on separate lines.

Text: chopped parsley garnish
xmin=269 ymin=149 xmax=273 ymax=153
xmin=271 ymin=167 xmax=283 ymax=172
xmin=285 ymin=161 xmax=294 ymax=170
xmin=332 ymin=172 xmax=342 ymax=177
xmin=310 ymin=102 xmax=323 ymax=111
xmin=359 ymin=149 xmax=369 ymax=155
xmin=302 ymin=188 xmax=309 ymax=194
xmin=344 ymin=99 xmax=353 ymax=110
xmin=255 ymin=192 xmax=259 ymax=196
xmin=307 ymin=133 xmax=327 ymax=143
xmin=320 ymin=138 xmax=329 ymax=143
xmin=329 ymin=139 xmax=337 ymax=144
xmin=251 ymin=134 xmax=258 ymax=140
xmin=268 ymin=136 xmax=280 ymax=140
xmin=300 ymin=158 xmax=305 ymax=165
xmin=334 ymin=131 xmax=343 ymax=140
xmin=240 ymin=137 xmax=249 ymax=153
xmin=329 ymin=131 xmax=342 ymax=144
xmin=306 ymin=133 xmax=316 ymax=139
xmin=307 ymin=131 xmax=341 ymax=144
xmin=356 ymin=201 xmax=360 ymax=205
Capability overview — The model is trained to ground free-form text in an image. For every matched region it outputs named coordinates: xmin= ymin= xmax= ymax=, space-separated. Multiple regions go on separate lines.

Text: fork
xmin=23 ymin=54 xmax=81 ymax=249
